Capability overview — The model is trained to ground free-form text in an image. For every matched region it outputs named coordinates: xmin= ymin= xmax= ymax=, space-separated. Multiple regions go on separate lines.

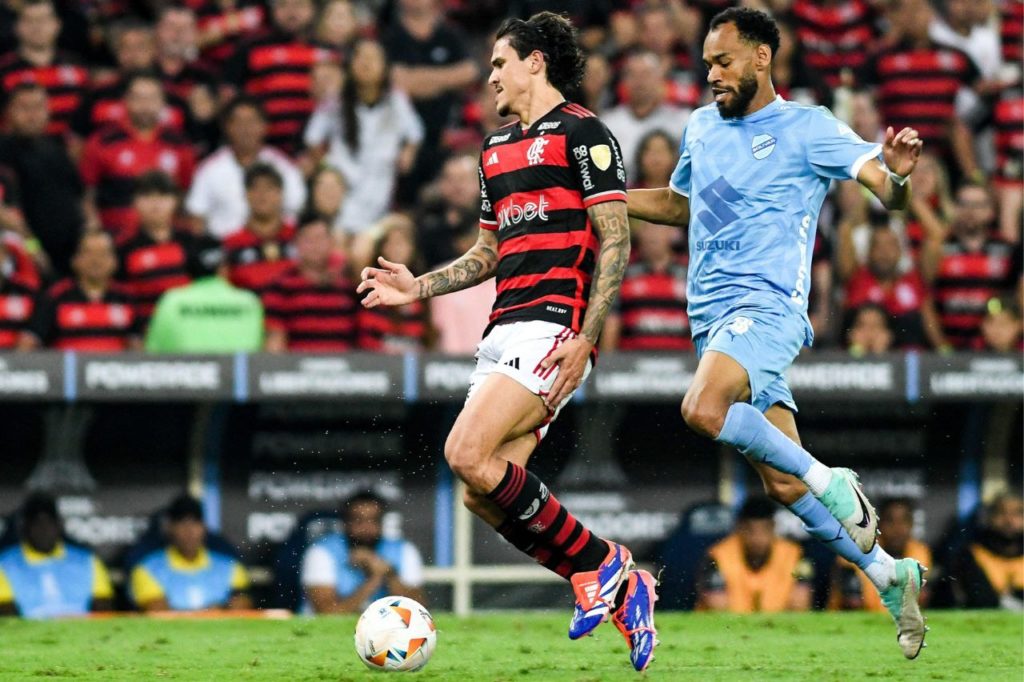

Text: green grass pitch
xmin=1 ymin=611 xmax=1020 ymax=681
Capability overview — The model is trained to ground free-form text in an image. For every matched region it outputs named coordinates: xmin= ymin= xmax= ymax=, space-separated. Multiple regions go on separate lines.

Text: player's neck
xmin=516 ymin=84 xmax=565 ymax=129
xmin=743 ymin=84 xmax=778 ymax=118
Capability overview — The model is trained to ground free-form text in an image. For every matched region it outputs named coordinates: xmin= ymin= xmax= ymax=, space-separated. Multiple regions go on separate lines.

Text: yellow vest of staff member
xmin=854 ymin=539 xmax=932 ymax=612
xmin=970 ymin=543 xmax=1024 ymax=596
xmin=707 ymin=534 xmax=803 ymax=613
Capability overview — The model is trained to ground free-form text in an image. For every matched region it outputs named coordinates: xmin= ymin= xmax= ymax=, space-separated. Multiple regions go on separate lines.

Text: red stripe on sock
xmin=531 ymin=495 xmax=562 ymax=532
xmin=552 ymin=515 xmax=578 ymax=547
xmin=554 ymin=560 xmax=573 ymax=578
xmin=564 ymin=528 xmax=593 ymax=557
xmin=493 ymin=464 xmax=525 ymax=508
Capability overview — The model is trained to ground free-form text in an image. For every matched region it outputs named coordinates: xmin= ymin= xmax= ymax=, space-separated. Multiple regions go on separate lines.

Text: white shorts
xmin=466 ymin=320 xmax=592 ymax=441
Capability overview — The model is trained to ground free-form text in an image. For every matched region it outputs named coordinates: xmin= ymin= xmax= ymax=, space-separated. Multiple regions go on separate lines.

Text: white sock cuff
xmin=803 ymin=461 xmax=832 ymax=497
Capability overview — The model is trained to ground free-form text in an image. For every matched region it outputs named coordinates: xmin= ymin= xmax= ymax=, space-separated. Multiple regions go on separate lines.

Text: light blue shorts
xmin=693 ymin=304 xmax=809 ymax=414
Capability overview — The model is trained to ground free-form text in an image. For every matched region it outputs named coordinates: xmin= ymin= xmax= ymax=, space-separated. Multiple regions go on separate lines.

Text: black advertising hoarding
xmin=75 ymin=354 xmax=234 ymax=401
xmin=920 ymin=354 xmax=1024 ymax=401
xmin=0 ymin=352 xmax=64 ymax=400
xmin=589 ymin=353 xmax=694 ymax=401
xmin=248 ymin=353 xmax=403 ymax=401
xmin=417 ymin=354 xmax=476 ymax=401
xmin=786 ymin=352 xmax=903 ymax=401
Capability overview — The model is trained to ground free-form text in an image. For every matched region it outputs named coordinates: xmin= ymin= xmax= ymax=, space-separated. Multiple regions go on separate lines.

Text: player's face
xmin=169 ymin=517 xmax=206 ymax=558
xmin=738 ymin=518 xmax=774 ymax=564
xmin=135 ymin=191 xmax=178 ymax=231
xmin=225 ymin=105 xmax=267 ymax=151
xmin=125 ymin=79 xmax=165 ymax=131
xmin=246 ymin=177 xmax=284 ymax=221
xmin=7 ymin=89 xmax=49 ymax=136
xmin=345 ymin=501 xmax=383 ymax=547
xmin=16 ymin=3 xmax=60 ymax=50
xmin=879 ymin=505 xmax=913 ymax=555
xmin=704 ymin=23 xmax=761 ymax=119
xmin=489 ymin=38 xmax=533 ymax=119
xmin=24 ymin=514 xmax=60 ymax=554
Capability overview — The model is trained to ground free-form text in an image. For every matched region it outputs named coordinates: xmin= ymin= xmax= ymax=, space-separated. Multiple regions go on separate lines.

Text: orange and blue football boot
xmin=568 ymin=541 xmax=634 ymax=640
xmin=612 ymin=569 xmax=659 ymax=672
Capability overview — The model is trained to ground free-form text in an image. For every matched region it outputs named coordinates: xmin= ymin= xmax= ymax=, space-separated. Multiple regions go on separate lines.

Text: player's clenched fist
xmin=357 ymin=256 xmax=419 ymax=308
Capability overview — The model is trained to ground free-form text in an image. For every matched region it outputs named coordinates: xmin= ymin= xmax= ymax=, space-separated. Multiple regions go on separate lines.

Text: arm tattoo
xmin=416 ymin=229 xmax=499 ymax=299
xmin=579 ymin=200 xmax=631 ymax=344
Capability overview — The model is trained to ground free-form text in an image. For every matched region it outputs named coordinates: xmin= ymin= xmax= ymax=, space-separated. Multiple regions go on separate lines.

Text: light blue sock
xmin=716 ymin=402 xmax=814 ymax=478
xmin=789 ymin=491 xmax=877 ymax=570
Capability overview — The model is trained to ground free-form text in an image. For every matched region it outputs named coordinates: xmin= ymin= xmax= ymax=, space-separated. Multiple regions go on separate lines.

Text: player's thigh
xmin=445 ymin=372 xmax=549 ymax=468
xmin=750 ymin=403 xmax=808 ymax=505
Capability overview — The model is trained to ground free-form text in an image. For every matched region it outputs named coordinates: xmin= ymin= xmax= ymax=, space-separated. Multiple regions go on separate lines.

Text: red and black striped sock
xmin=486 ymin=461 xmax=608 ymax=574
xmin=495 ymin=518 xmax=573 ymax=578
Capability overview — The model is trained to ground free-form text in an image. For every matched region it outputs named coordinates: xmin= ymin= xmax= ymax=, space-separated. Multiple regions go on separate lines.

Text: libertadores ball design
xmin=355 ymin=596 xmax=437 ymax=672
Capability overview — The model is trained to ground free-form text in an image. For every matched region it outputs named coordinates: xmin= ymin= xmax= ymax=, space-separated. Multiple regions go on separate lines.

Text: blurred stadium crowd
xmin=2 ymin=490 xmax=1021 ymax=616
xmin=0 ymin=0 xmax=1018 ymax=356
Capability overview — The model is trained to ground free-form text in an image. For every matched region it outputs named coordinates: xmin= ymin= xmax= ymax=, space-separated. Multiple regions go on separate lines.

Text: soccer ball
xmin=354 ymin=596 xmax=437 ymax=672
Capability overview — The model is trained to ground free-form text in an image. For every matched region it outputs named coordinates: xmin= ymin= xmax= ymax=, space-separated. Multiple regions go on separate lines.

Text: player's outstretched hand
xmin=883 ymin=126 xmax=923 ymax=178
xmin=540 ymin=336 xmax=593 ymax=409
xmin=357 ymin=256 xmax=418 ymax=308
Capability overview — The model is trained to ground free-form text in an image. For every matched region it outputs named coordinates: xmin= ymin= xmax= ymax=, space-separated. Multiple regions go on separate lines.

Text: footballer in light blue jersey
xmin=670 ymin=96 xmax=882 ymax=350
xmin=627 ymin=7 xmax=928 ymax=660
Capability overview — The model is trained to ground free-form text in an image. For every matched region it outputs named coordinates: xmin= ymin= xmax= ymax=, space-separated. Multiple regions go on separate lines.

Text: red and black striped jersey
xmin=0 ymin=240 xmax=41 ymax=349
xmin=0 ymin=51 xmax=89 ymax=137
xmin=933 ymin=237 xmax=1020 ymax=348
xmin=479 ymin=102 xmax=627 ymax=334
xmin=263 ymin=262 xmax=357 ymax=352
xmin=117 ymin=230 xmax=193 ymax=327
xmin=1001 ymin=0 xmax=1023 ymax=65
xmin=615 ymin=256 xmax=691 ymax=351
xmin=223 ymin=221 xmax=297 ymax=294
xmin=858 ymin=41 xmax=979 ymax=158
xmin=30 ymin=278 xmax=138 ymax=351
xmin=357 ymin=300 xmax=429 ymax=353
xmin=71 ymin=75 xmax=189 ymax=139
xmin=791 ymin=0 xmax=878 ymax=88
xmin=79 ymin=123 xmax=196 ymax=239
xmin=226 ymin=31 xmax=338 ymax=154
xmin=994 ymin=90 xmax=1024 ymax=186
xmin=189 ymin=0 xmax=266 ymax=69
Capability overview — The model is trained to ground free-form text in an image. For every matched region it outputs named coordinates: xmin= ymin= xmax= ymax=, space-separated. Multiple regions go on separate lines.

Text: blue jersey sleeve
xmin=805 ymin=108 xmax=882 ymax=181
xmin=669 ymin=122 xmax=691 ymax=196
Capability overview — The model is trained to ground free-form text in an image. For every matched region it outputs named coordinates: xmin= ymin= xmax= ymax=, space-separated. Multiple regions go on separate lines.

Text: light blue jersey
xmin=670 ymin=96 xmax=882 ymax=342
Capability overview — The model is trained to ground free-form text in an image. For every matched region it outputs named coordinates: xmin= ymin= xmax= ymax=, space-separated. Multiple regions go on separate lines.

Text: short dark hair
xmin=709 ymin=7 xmax=781 ymax=60
xmin=221 ymin=94 xmax=266 ymax=128
xmin=166 ymin=494 xmax=204 ymax=522
xmin=495 ymin=11 xmax=585 ymax=98
xmin=737 ymin=496 xmax=777 ymax=522
xmin=342 ymin=490 xmax=385 ymax=521
xmin=134 ymin=170 xmax=179 ymax=197
xmin=186 ymin=235 xmax=224 ymax=278
xmin=296 ymin=212 xmax=330 ymax=235
xmin=244 ymin=162 xmax=283 ymax=190
xmin=19 ymin=493 xmax=59 ymax=526
xmin=878 ymin=497 xmax=915 ymax=518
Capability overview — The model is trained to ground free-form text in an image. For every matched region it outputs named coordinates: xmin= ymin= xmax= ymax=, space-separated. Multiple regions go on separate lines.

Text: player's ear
xmin=530 ymin=49 xmax=545 ymax=74
xmin=757 ymin=44 xmax=772 ymax=70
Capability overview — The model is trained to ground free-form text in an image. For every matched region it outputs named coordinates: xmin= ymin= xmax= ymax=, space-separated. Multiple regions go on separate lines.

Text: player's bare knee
xmin=681 ymin=395 xmax=725 ymax=439
xmin=444 ymin=430 xmax=488 ymax=487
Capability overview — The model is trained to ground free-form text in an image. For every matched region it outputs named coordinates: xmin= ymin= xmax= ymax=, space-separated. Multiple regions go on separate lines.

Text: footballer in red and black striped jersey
xmin=478 ymin=101 xmax=627 ymax=335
